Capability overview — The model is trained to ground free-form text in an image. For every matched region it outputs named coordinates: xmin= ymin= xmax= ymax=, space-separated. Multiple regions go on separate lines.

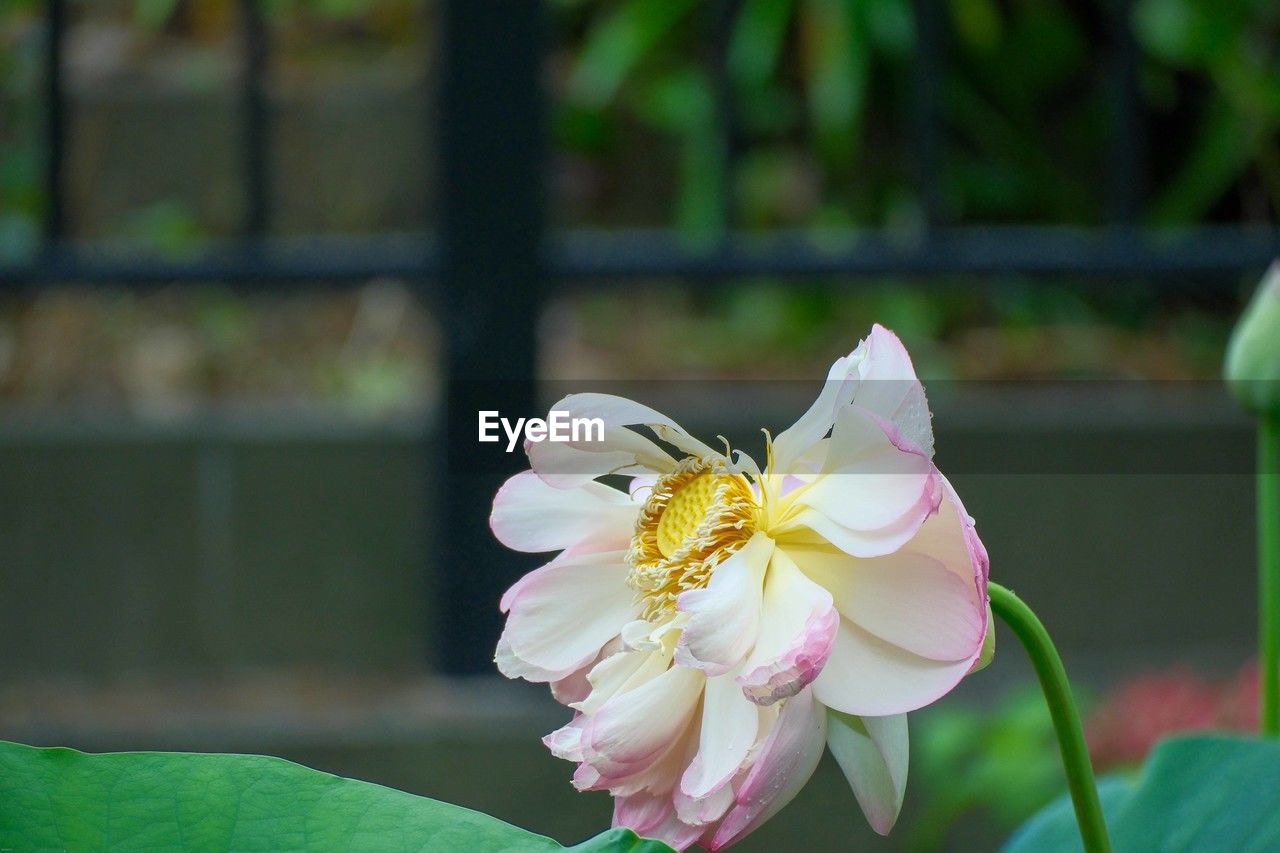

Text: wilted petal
xmin=528 ymin=424 xmax=675 ymax=489
xmin=490 ymin=471 xmax=636 ymax=553
xmin=530 ymin=393 xmax=721 ymax=487
xmin=674 ymin=532 xmax=774 ymax=675
xmin=497 ymin=550 xmax=641 ymax=681
xmin=826 ymin=711 xmax=908 ymax=835
xmin=812 ymin=618 xmax=976 ymax=717
xmin=709 ymin=686 xmax=827 ymax=850
xmin=557 ymin=393 xmax=720 ymax=458
xmin=737 ymin=547 xmax=838 ymax=705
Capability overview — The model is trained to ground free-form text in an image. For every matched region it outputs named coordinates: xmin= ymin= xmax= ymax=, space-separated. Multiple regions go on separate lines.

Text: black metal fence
xmin=6 ymin=0 xmax=1280 ymax=674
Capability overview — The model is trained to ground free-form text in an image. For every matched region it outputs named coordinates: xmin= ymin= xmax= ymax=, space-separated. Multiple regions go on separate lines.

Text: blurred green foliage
xmin=3 ymin=0 xmax=1276 ymax=235
xmin=554 ymin=0 xmax=1280 ymax=229
xmin=1135 ymin=0 xmax=1280 ymax=224
xmin=0 ymin=0 xmax=1266 ymax=382
xmin=907 ymin=686 xmax=1087 ymax=851
xmin=0 ymin=4 xmax=41 ymax=258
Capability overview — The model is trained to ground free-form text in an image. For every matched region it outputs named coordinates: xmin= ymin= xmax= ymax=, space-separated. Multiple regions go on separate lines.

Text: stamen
xmin=625 ymin=456 xmax=759 ymax=621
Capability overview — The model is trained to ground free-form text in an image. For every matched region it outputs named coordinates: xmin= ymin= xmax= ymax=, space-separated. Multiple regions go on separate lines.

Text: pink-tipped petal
xmin=542 ymin=716 xmax=586 ymax=762
xmin=911 ymin=474 xmax=991 ymax=590
xmin=573 ymin=645 xmax=670 ymax=715
xmin=494 ymin=634 xmax=565 ymax=683
xmin=497 ymin=549 xmax=641 ymax=681
xmin=708 ymin=686 xmax=828 ymax=850
xmin=793 ymin=475 xmax=988 ymax=665
xmin=771 ymin=325 xmax=933 ymax=476
xmin=580 ymin=664 xmax=705 ymax=788
xmin=791 ymin=405 xmax=940 ymax=545
xmin=612 ymin=790 xmax=673 ymax=836
xmin=549 ymin=649 xmax=608 ymax=706
xmin=784 ymin=503 xmax=935 ymax=565
xmin=737 ymin=548 xmax=838 ymax=705
xmin=771 ymin=353 xmax=862 ymax=473
xmin=572 ymin=762 xmax=602 ymax=792
xmin=644 ymin=810 xmax=708 ymax=852
xmin=812 ymin=618 xmax=977 ymax=716
xmin=674 ymin=532 xmax=774 ymax=675
xmin=793 ymin=542 xmax=984 ymax=663
xmin=851 ymin=324 xmax=934 ymax=458
xmin=826 ymin=711 xmax=909 ymax=835
xmin=738 ymin=612 xmax=838 ymax=707
xmin=490 ymin=471 xmax=636 ymax=553
xmin=680 ymin=670 xmax=760 ymax=799
xmin=970 ymin=602 xmax=996 ymax=674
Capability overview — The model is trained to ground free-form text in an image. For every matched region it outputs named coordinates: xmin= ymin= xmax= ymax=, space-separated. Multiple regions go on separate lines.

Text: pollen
xmin=626 ymin=456 xmax=758 ymax=621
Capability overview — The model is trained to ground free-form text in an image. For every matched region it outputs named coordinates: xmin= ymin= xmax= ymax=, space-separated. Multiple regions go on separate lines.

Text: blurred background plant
xmin=907 ymin=686 xmax=1075 ymax=852
xmin=6 ymin=0 xmax=1280 ymax=234
xmin=908 ymin=659 xmax=1263 ymax=850
xmin=554 ymin=0 xmax=1280 ymax=228
xmin=3 ymin=0 xmax=1270 ymax=408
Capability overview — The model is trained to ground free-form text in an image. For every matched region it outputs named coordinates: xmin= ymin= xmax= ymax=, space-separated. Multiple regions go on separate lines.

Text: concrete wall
xmin=0 ymin=417 xmax=431 ymax=678
xmin=0 ymin=390 xmax=1259 ymax=680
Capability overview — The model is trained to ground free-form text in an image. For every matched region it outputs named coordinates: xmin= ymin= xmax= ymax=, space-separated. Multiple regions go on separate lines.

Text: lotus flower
xmin=492 ymin=325 xmax=990 ymax=850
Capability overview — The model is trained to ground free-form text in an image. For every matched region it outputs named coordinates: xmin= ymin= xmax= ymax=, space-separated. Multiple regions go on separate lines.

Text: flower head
xmin=492 ymin=325 xmax=990 ymax=849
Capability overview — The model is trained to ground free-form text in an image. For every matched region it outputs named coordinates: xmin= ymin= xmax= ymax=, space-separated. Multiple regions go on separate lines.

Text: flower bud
xmin=1225 ymin=262 xmax=1280 ymax=416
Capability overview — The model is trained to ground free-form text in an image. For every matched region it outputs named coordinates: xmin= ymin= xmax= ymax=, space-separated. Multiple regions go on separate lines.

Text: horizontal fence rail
xmin=15 ymin=0 xmax=1280 ymax=677
xmin=5 ymin=227 xmax=1280 ymax=287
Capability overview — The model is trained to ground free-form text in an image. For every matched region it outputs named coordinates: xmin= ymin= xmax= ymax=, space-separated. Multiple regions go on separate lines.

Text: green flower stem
xmin=988 ymin=582 xmax=1111 ymax=853
xmin=1261 ymin=412 xmax=1280 ymax=736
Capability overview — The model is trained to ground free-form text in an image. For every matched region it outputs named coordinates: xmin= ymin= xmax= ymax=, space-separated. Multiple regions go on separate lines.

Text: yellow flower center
xmin=626 ymin=457 xmax=758 ymax=621
xmin=656 ymin=472 xmax=721 ymax=558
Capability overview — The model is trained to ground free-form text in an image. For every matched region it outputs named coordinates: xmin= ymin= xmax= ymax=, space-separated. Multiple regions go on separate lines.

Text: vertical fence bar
xmin=911 ymin=0 xmax=944 ymax=229
xmin=240 ymin=0 xmax=270 ymax=237
xmin=437 ymin=0 xmax=545 ymax=674
xmin=1107 ymin=0 xmax=1143 ymax=225
xmin=42 ymin=0 xmax=66 ymax=243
